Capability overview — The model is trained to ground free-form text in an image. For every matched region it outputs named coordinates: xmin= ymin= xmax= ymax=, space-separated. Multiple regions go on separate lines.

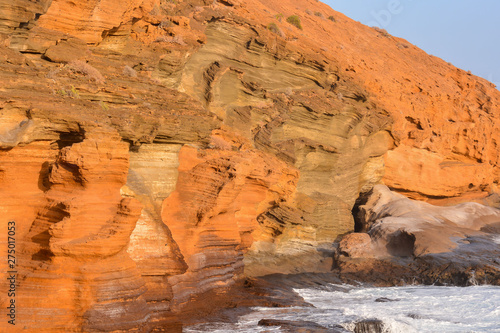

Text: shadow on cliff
xmin=30 ymin=202 xmax=69 ymax=261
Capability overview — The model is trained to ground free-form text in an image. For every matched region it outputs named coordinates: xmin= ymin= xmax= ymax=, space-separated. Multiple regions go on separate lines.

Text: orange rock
xmin=36 ymin=0 xmax=157 ymax=44
xmin=0 ymin=128 xmax=150 ymax=332
xmin=384 ymin=145 xmax=494 ymax=198
xmin=162 ymin=141 xmax=299 ymax=310
xmin=232 ymin=0 xmax=500 ymax=201
xmin=338 ymin=233 xmax=374 ymax=259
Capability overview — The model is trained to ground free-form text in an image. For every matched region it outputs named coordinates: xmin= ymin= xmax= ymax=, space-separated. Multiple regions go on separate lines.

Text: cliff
xmin=0 ymin=0 xmax=499 ymax=331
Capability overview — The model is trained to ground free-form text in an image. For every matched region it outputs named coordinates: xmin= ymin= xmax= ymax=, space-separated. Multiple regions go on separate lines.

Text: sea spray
xmin=185 ymin=285 xmax=500 ymax=333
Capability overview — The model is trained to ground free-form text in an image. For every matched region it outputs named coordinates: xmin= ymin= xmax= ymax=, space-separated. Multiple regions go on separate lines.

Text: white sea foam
xmin=297 ymin=285 xmax=500 ymax=332
xmin=185 ymin=285 xmax=500 ymax=332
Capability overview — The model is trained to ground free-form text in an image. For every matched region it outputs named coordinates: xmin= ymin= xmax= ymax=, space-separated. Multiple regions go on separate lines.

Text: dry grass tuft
xmin=267 ymin=22 xmax=285 ymax=37
xmin=209 ymin=135 xmax=233 ymax=150
xmin=286 ymin=15 xmax=302 ymax=30
xmin=68 ymin=60 xmax=104 ymax=83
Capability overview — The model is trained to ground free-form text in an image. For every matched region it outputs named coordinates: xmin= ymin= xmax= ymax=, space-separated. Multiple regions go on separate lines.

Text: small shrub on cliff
xmin=373 ymin=26 xmax=391 ymax=38
xmin=46 ymin=67 xmax=62 ymax=80
xmin=286 ymin=15 xmax=302 ymax=30
xmin=328 ymin=15 xmax=336 ymax=22
xmin=68 ymin=60 xmax=104 ymax=84
xmin=267 ymin=23 xmax=285 ymax=37
xmin=54 ymin=85 xmax=79 ymax=99
xmin=397 ymin=42 xmax=409 ymax=49
xmin=314 ymin=11 xmax=324 ymax=18
xmin=70 ymin=85 xmax=79 ymax=98
xmin=275 ymin=13 xmax=284 ymax=22
xmin=209 ymin=135 xmax=233 ymax=150
xmin=99 ymin=101 xmax=109 ymax=111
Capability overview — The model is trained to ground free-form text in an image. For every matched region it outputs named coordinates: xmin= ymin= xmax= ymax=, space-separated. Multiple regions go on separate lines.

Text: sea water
xmin=185 ymin=285 xmax=500 ymax=332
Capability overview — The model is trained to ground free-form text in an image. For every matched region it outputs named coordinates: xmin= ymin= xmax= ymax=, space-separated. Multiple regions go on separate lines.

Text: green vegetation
xmin=286 ymin=15 xmax=302 ymax=30
xmin=314 ymin=11 xmax=323 ymax=18
xmin=55 ymin=85 xmax=79 ymax=98
xmin=70 ymin=85 xmax=79 ymax=98
xmin=55 ymin=88 xmax=67 ymax=97
xmin=99 ymin=101 xmax=109 ymax=111
xmin=275 ymin=13 xmax=284 ymax=22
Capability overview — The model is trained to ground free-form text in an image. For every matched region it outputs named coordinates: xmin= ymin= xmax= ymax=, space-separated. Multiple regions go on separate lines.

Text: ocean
xmin=185 ymin=284 xmax=500 ymax=332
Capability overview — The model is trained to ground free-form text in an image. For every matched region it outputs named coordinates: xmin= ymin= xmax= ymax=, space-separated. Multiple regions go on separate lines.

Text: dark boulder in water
xmin=353 ymin=319 xmax=385 ymax=333
xmin=375 ymin=297 xmax=399 ymax=302
xmin=258 ymin=318 xmax=344 ymax=332
xmin=407 ymin=313 xmax=424 ymax=319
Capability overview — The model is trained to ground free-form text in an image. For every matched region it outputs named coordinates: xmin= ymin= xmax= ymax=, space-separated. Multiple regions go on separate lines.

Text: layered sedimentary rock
xmin=0 ymin=0 xmax=500 ymax=331
xmin=159 ymin=17 xmax=394 ymax=275
xmin=16 ymin=128 xmax=147 ymax=332
xmin=162 ymin=134 xmax=298 ymax=310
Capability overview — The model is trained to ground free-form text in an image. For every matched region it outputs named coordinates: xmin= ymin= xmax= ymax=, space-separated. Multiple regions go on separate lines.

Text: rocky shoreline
xmin=181 ymin=185 xmax=500 ymax=329
xmin=182 ymin=257 xmax=500 ymax=331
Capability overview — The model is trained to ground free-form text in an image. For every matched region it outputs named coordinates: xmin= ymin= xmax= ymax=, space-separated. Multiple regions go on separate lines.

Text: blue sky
xmin=322 ymin=0 xmax=500 ymax=87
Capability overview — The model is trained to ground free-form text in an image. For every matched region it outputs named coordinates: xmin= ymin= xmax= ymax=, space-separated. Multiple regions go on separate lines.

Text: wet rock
xmin=258 ymin=319 xmax=343 ymax=333
xmin=353 ymin=319 xmax=385 ymax=333
xmin=374 ymin=297 xmax=399 ymax=303
xmin=407 ymin=313 xmax=424 ymax=319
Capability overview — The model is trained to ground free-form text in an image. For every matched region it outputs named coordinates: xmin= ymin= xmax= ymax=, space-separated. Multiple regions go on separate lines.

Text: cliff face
xmin=1 ymin=0 xmax=499 ymax=331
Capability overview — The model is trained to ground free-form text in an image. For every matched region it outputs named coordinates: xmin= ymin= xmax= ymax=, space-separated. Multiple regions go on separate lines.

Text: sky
xmin=322 ymin=0 xmax=500 ymax=88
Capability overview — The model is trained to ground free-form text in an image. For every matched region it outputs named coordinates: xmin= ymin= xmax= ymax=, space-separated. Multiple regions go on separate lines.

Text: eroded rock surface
xmin=337 ymin=185 xmax=500 ymax=286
